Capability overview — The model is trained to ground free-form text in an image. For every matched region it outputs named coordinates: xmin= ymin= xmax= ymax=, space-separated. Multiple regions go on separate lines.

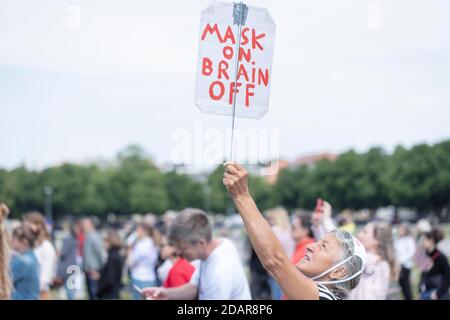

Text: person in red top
xmin=162 ymin=245 xmax=195 ymax=288
xmin=75 ymin=220 xmax=85 ymax=258
xmin=291 ymin=212 xmax=315 ymax=265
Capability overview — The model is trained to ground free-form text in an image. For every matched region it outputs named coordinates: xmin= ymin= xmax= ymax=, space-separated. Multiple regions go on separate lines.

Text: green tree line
xmin=0 ymin=141 xmax=449 ymax=221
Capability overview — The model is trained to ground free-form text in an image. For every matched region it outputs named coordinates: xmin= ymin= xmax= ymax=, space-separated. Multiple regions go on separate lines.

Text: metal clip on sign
xmin=233 ymin=2 xmax=248 ymax=25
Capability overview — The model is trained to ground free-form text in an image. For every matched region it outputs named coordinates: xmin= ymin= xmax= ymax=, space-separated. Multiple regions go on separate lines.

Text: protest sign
xmin=195 ymin=1 xmax=275 ymax=119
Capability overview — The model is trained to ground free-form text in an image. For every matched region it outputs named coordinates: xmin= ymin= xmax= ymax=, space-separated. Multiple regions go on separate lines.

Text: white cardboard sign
xmin=195 ymin=1 xmax=276 ymax=119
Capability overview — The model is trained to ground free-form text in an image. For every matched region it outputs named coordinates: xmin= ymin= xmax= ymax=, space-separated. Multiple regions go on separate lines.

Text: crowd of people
xmin=0 ymin=164 xmax=449 ymax=300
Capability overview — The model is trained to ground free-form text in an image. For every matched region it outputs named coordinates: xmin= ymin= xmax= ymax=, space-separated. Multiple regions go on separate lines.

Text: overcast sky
xmin=1 ymin=0 xmax=449 ymax=171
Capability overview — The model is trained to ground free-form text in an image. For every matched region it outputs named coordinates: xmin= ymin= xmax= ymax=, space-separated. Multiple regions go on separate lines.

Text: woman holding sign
xmin=223 ymin=163 xmax=366 ymax=300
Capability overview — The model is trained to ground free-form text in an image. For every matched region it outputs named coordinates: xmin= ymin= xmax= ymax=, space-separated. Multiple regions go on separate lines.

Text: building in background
xmin=262 ymin=153 xmax=338 ymax=185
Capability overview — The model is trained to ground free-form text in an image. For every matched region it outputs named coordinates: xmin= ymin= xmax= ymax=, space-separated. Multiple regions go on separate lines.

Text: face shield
xmin=310 ymin=235 xmax=367 ymax=285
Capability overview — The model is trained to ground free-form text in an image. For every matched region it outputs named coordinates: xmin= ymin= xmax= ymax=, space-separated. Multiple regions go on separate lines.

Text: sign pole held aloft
xmin=229 ymin=2 xmax=248 ymax=162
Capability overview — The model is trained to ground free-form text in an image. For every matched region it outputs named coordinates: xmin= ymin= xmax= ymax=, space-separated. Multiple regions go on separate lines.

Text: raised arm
xmin=223 ymin=163 xmax=319 ymax=300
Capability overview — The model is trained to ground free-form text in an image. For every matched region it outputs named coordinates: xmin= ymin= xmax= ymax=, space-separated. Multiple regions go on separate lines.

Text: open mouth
xmin=302 ymin=248 xmax=313 ymax=262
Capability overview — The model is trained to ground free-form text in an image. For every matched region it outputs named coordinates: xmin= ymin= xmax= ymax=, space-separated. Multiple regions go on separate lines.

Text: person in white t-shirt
xmin=127 ymin=223 xmax=159 ymax=300
xmin=142 ymin=209 xmax=251 ymax=300
xmin=394 ymin=223 xmax=416 ymax=300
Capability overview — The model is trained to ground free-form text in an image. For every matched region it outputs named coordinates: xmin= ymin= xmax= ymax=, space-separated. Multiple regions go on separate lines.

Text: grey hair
xmin=168 ymin=208 xmax=212 ymax=245
xmin=329 ymin=230 xmax=363 ymax=299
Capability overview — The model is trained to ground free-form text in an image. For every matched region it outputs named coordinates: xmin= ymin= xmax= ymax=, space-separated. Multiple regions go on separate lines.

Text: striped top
xmin=317 ymin=283 xmax=340 ymax=300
